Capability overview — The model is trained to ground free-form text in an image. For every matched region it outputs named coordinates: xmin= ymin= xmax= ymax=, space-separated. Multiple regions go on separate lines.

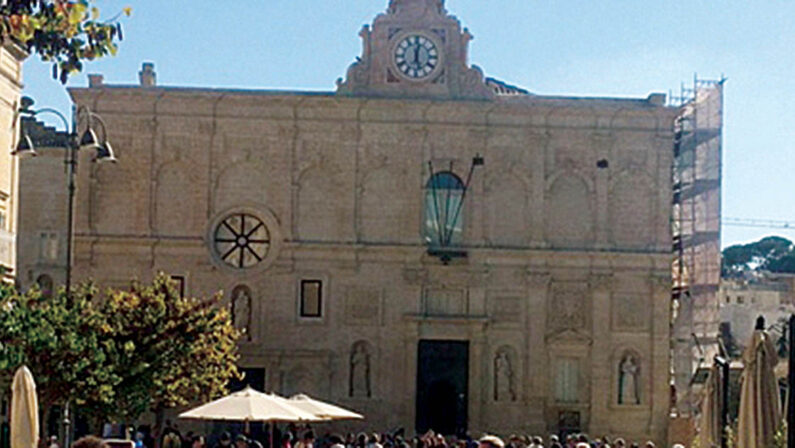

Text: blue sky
xmin=21 ymin=0 xmax=795 ymax=248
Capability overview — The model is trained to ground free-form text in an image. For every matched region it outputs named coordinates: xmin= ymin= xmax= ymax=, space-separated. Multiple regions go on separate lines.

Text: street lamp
xmin=426 ymin=154 xmax=484 ymax=264
xmin=12 ymin=96 xmax=116 ymax=448
xmin=13 ymin=96 xmax=116 ymax=299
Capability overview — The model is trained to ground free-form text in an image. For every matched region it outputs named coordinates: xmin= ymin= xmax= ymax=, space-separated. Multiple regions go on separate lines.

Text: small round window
xmin=213 ymin=213 xmax=271 ymax=269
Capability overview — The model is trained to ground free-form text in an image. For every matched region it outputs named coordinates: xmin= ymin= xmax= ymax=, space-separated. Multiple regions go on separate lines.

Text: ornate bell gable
xmin=336 ymin=0 xmax=494 ymax=100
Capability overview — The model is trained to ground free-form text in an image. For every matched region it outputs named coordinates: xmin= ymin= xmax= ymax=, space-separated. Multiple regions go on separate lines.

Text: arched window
xmin=424 ymin=171 xmax=465 ymax=246
xmin=35 ymin=274 xmax=54 ymax=299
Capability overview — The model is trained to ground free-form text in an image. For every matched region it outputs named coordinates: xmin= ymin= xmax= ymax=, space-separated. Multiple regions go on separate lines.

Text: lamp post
xmin=13 ymin=97 xmax=116 ymax=299
xmin=12 ymin=97 xmax=116 ymax=448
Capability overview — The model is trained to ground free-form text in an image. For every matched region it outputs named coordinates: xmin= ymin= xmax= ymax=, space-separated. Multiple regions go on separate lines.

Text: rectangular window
xmin=737 ymin=296 xmax=744 ymax=304
xmin=555 ymin=358 xmax=579 ymax=403
xmin=300 ymin=280 xmax=322 ymax=318
xmin=170 ymin=275 xmax=186 ymax=298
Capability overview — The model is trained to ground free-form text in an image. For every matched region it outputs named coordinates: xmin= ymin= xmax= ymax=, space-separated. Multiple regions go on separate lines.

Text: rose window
xmin=213 ymin=213 xmax=271 ymax=269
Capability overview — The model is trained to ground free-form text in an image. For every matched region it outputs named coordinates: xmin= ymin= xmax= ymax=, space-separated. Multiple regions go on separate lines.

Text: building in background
xmin=18 ymin=0 xmax=677 ymax=441
xmin=670 ymin=79 xmax=725 ymax=414
xmin=719 ymin=274 xmax=795 ymax=352
xmin=16 ymin=116 xmax=72 ymax=296
xmin=0 ymin=43 xmax=25 ymax=281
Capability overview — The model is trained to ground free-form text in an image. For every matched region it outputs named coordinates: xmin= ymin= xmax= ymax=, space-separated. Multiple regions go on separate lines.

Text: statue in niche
xmin=494 ymin=350 xmax=516 ymax=402
xmin=618 ymin=354 xmax=640 ymax=405
xmin=349 ymin=342 xmax=371 ymax=398
xmin=231 ymin=286 xmax=252 ymax=341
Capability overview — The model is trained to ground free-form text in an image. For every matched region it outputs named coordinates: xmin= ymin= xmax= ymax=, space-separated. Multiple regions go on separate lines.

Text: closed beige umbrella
xmin=699 ymin=363 xmax=722 ymax=448
xmin=737 ymin=321 xmax=781 ymax=448
xmin=179 ymin=386 xmax=320 ymax=422
xmin=287 ymin=394 xmax=364 ymax=421
xmin=11 ymin=366 xmax=38 ymax=448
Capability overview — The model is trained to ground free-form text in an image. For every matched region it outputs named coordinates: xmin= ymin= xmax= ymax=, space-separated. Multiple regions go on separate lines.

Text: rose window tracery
xmin=212 ymin=213 xmax=271 ymax=269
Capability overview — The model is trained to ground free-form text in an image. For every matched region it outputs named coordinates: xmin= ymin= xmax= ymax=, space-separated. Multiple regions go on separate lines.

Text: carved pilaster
xmin=650 ymin=274 xmax=672 ymax=294
xmin=592 ymin=133 xmax=615 ymax=247
xmin=526 ymin=269 xmax=551 ymax=291
xmin=588 ymin=272 xmax=613 ymax=293
xmin=403 ymin=266 xmax=429 ymax=285
xmin=529 ymin=131 xmax=551 ymax=245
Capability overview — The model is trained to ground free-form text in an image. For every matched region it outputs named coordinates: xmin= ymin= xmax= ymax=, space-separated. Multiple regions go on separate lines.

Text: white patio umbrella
xmin=179 ymin=386 xmax=321 ymax=448
xmin=737 ymin=320 xmax=781 ymax=448
xmin=11 ymin=366 xmax=38 ymax=448
xmin=179 ymin=386 xmax=319 ymax=422
xmin=287 ymin=394 xmax=364 ymax=421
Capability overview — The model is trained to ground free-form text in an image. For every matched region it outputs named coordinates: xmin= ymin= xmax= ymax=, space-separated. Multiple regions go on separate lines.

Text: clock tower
xmin=336 ymin=0 xmax=494 ymax=100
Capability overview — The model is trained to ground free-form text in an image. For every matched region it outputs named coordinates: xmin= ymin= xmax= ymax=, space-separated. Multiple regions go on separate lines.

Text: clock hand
xmin=413 ymin=44 xmax=420 ymax=67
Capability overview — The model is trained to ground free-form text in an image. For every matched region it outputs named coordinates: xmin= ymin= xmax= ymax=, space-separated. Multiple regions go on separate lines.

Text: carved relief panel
xmin=611 ymin=294 xmax=650 ymax=332
xmin=344 ymin=287 xmax=383 ymax=326
xmin=547 ymin=282 xmax=590 ymax=338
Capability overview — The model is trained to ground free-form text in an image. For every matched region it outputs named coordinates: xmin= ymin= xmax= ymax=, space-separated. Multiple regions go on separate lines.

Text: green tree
xmin=0 ymin=282 xmax=119 ymax=433
xmin=0 ymin=274 xmax=240 ymax=431
xmin=94 ymin=274 xmax=240 ymax=424
xmin=722 ymin=236 xmax=795 ymax=277
xmin=0 ymin=0 xmax=130 ymax=83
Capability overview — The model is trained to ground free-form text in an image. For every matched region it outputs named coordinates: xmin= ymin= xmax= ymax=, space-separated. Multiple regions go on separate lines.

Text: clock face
xmin=394 ymin=35 xmax=439 ymax=80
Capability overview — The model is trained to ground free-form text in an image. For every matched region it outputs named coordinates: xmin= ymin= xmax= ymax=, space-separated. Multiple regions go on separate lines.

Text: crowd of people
xmin=70 ymin=422 xmax=667 ymax=448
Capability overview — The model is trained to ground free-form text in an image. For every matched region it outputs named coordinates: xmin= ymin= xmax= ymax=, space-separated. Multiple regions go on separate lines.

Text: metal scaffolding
xmin=670 ymin=76 xmax=726 ymax=413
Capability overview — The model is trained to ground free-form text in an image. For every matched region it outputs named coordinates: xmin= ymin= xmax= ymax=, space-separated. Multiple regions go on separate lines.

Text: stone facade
xmin=19 ymin=0 xmax=677 ymax=442
xmin=0 ymin=43 xmax=24 ymax=280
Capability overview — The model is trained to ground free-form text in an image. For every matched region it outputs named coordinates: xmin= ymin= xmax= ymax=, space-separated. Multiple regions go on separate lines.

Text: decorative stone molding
xmin=336 ymin=0 xmax=493 ymax=100
xmin=403 ymin=265 xmax=429 ymax=284
xmin=526 ymin=269 xmax=551 ymax=290
xmin=588 ymin=273 xmax=613 ymax=292
xmin=548 ymin=282 xmax=589 ymax=334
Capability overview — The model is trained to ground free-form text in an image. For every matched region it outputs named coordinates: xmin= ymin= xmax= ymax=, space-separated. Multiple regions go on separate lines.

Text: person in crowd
xmin=235 ymin=435 xmax=250 ymax=448
xmin=295 ymin=431 xmax=315 ymax=448
xmin=183 ymin=433 xmax=195 ymax=448
xmin=191 ymin=436 xmax=206 ymax=448
xmin=281 ymin=433 xmax=294 ymax=448
xmin=48 ymin=436 xmax=59 ymax=448
xmin=328 ymin=435 xmax=346 ymax=448
xmin=369 ymin=434 xmax=384 ymax=448
xmin=643 ymin=442 xmax=654 ymax=448
xmin=216 ymin=433 xmax=233 ymax=448
xmin=73 ymin=437 xmax=109 ymax=448
xmin=613 ymin=439 xmax=625 ymax=448
xmin=478 ymin=435 xmax=504 ymax=448
xmin=134 ymin=432 xmax=145 ymax=448
xmin=356 ymin=434 xmax=368 ymax=448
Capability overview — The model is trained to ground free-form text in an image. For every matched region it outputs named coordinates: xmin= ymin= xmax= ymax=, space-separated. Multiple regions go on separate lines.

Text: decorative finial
xmin=388 ymin=0 xmax=445 ymax=14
